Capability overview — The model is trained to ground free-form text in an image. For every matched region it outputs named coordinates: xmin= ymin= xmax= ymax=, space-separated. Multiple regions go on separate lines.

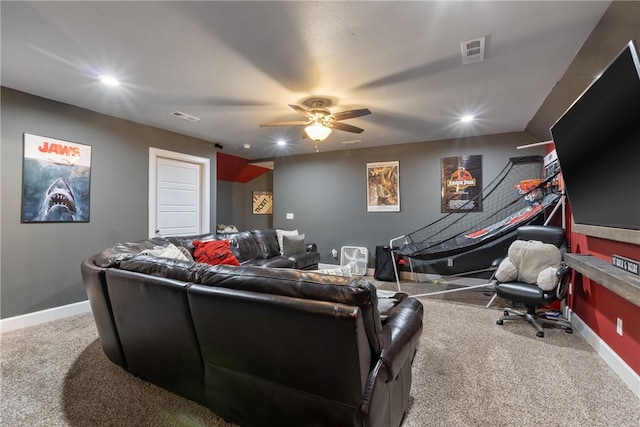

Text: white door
xmin=149 ymin=148 xmax=210 ymax=237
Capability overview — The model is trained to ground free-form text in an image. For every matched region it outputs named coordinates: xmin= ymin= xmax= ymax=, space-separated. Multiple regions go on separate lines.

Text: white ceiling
xmin=1 ymin=1 xmax=610 ymax=160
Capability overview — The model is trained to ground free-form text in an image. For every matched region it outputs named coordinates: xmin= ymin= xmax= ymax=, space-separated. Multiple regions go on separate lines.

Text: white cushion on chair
xmin=495 ymin=240 xmax=562 ymax=290
xmin=495 ymin=258 xmax=518 ymax=282
xmin=537 ymin=266 xmax=560 ymax=291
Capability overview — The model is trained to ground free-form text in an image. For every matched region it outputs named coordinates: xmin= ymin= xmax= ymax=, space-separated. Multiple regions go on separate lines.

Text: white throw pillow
xmin=276 ymin=229 xmax=298 ymax=255
xmin=537 ymin=266 xmax=560 ymax=291
xmin=315 ymin=264 xmax=353 ymax=277
xmin=495 ymin=258 xmax=518 ymax=282
xmin=140 ymin=243 xmax=189 ymax=261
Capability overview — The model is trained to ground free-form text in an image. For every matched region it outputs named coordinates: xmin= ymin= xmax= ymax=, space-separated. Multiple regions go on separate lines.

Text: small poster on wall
xmin=441 ymin=155 xmax=483 ymax=213
xmin=21 ymin=133 xmax=92 ymax=222
xmin=252 ymin=190 xmax=273 ymax=215
xmin=367 ymin=161 xmax=400 ymax=212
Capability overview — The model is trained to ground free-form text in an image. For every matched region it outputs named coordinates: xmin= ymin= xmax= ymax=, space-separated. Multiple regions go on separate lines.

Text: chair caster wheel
xmin=566 ymin=328 xmax=573 ymax=334
xmin=496 ymin=319 xmax=503 ymax=325
xmin=503 ymin=311 xmax=509 ymax=316
xmin=536 ymin=331 xmax=544 ymax=338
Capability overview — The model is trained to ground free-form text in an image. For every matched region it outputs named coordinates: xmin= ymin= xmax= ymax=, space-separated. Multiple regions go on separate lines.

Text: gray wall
xmin=216 ymin=180 xmax=237 ymax=226
xmin=274 ymin=132 xmax=544 ymax=265
xmin=0 ymin=88 xmax=218 ymax=318
xmin=526 ymin=1 xmax=640 ymax=140
xmin=217 ymin=171 xmax=274 ymax=231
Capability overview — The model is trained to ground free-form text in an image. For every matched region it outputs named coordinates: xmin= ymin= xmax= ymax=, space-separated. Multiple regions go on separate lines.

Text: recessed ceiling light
xmin=460 ymin=115 xmax=475 ymax=123
xmin=277 ymin=140 xmax=286 ymax=146
xmin=243 ymin=144 xmax=251 ymax=149
xmin=99 ymin=75 xmax=120 ymax=87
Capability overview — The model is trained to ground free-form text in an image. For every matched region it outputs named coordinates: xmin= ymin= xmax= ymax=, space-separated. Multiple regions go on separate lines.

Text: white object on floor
xmin=340 ymin=246 xmax=368 ymax=276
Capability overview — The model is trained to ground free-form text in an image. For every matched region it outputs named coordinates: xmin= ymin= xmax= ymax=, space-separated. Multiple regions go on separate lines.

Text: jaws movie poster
xmin=21 ymin=133 xmax=91 ymax=223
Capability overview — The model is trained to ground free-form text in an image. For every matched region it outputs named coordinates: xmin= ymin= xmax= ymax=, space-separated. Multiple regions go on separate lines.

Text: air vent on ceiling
xmin=169 ymin=111 xmax=200 ymax=122
xmin=341 ymin=139 xmax=362 ymax=145
xmin=461 ymin=36 xmax=486 ymax=65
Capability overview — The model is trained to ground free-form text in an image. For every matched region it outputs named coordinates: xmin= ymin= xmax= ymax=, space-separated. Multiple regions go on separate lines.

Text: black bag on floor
xmin=374 ymin=245 xmax=398 ymax=282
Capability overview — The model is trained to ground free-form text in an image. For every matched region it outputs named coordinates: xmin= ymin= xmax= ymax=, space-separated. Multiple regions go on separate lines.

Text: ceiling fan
xmin=259 ymin=101 xmax=372 ymax=144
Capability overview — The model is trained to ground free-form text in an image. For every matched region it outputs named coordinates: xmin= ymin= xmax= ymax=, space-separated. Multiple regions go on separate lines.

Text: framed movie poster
xmin=21 ymin=133 xmax=92 ymax=223
xmin=252 ymin=190 xmax=273 ymax=215
xmin=441 ymin=155 xmax=482 ymax=213
xmin=367 ymin=161 xmax=400 ymax=212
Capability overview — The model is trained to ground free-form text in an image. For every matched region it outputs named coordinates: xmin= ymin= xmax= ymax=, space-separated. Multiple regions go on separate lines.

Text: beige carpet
xmin=2 ymin=283 xmax=639 ymax=426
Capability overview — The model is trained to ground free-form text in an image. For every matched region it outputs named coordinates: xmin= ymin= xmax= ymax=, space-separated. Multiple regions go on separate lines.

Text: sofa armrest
xmin=379 ymin=297 xmax=423 ymax=380
xmin=305 ymin=242 xmax=317 ymax=252
xmin=361 ymin=297 xmax=423 ymax=425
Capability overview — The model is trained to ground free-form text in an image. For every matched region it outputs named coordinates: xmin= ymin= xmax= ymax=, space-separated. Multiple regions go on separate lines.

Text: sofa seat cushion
xmin=287 ymin=251 xmax=321 ymax=269
xmin=200 ymin=265 xmax=384 ymax=354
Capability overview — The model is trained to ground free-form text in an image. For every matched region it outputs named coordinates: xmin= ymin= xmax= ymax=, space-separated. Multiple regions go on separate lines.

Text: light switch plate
xmin=286 ymin=213 xmax=294 ymax=219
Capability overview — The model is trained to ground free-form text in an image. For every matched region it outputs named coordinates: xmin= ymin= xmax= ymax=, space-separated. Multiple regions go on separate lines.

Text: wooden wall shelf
xmin=564 ymin=253 xmax=640 ymax=307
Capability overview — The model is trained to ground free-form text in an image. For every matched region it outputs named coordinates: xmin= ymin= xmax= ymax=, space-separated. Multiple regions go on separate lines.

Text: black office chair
xmin=494 ymin=225 xmax=573 ymax=338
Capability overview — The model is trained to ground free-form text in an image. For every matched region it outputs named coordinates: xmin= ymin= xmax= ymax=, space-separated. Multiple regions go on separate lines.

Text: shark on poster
xmin=21 ymin=133 xmax=91 ymax=223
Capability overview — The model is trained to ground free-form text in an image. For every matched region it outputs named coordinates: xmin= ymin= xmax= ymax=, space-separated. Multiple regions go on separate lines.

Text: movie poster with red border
xmin=441 ymin=155 xmax=482 ymax=213
xmin=21 ymin=133 xmax=91 ymax=222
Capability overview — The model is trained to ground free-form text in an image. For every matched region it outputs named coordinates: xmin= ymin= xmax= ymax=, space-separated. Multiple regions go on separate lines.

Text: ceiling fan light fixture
xmin=304 ymin=124 xmax=332 ymax=141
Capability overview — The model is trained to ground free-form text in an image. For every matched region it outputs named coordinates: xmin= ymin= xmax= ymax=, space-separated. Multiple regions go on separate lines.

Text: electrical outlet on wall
xmin=616 ymin=317 xmax=623 ymax=336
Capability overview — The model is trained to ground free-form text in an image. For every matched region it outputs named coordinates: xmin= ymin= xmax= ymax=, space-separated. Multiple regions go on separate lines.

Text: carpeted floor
xmin=2 ymin=279 xmax=639 ymax=426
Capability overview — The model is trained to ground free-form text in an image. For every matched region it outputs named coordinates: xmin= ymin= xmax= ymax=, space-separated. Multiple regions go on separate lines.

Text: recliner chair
xmin=493 ymin=225 xmax=573 ymax=338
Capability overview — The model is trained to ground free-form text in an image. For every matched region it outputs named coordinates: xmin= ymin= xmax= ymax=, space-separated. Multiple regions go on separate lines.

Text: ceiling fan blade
xmin=330 ymin=122 xmax=365 ymax=134
xmin=259 ymin=120 xmax=310 ymax=127
xmin=331 ymin=108 xmax=372 ymax=121
xmin=288 ymin=104 xmax=314 ymax=119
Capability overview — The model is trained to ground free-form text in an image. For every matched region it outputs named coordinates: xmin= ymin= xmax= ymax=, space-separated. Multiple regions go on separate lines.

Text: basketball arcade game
xmin=390 ymin=154 xmax=565 ymax=298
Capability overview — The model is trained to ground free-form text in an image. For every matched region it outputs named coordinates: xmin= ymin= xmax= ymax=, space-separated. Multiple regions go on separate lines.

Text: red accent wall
xmin=565 ymin=209 xmax=640 ymax=375
xmin=551 ymin=137 xmax=640 ymax=374
xmin=217 ymin=152 xmax=270 ymax=183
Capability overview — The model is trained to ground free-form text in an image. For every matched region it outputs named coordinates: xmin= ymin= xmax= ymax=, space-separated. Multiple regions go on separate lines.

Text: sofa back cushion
xmin=119 ymin=255 xmax=211 ymax=283
xmin=105 ymin=269 xmax=205 ymax=405
xmin=200 ymin=265 xmax=383 ymax=355
xmin=187 ymin=284 xmax=371 ymax=424
xmin=250 ymin=229 xmax=281 ymax=259
xmin=94 ymin=238 xmax=171 ymax=267
xmin=217 ymin=231 xmax=262 ymax=261
xmin=165 ymin=233 xmax=217 ymax=253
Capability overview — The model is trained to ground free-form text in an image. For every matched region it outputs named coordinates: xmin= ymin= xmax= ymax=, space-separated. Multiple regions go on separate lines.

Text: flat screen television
xmin=550 ymin=39 xmax=640 ymax=245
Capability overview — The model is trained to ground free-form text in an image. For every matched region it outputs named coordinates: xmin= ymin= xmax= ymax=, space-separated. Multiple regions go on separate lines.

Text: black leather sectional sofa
xmin=81 ymin=231 xmax=424 ymax=427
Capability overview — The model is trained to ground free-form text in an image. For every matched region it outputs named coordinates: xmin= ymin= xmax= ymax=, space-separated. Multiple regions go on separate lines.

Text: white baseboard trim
xmin=571 ymin=311 xmax=640 ymax=399
xmin=0 ymin=300 xmax=91 ymax=333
